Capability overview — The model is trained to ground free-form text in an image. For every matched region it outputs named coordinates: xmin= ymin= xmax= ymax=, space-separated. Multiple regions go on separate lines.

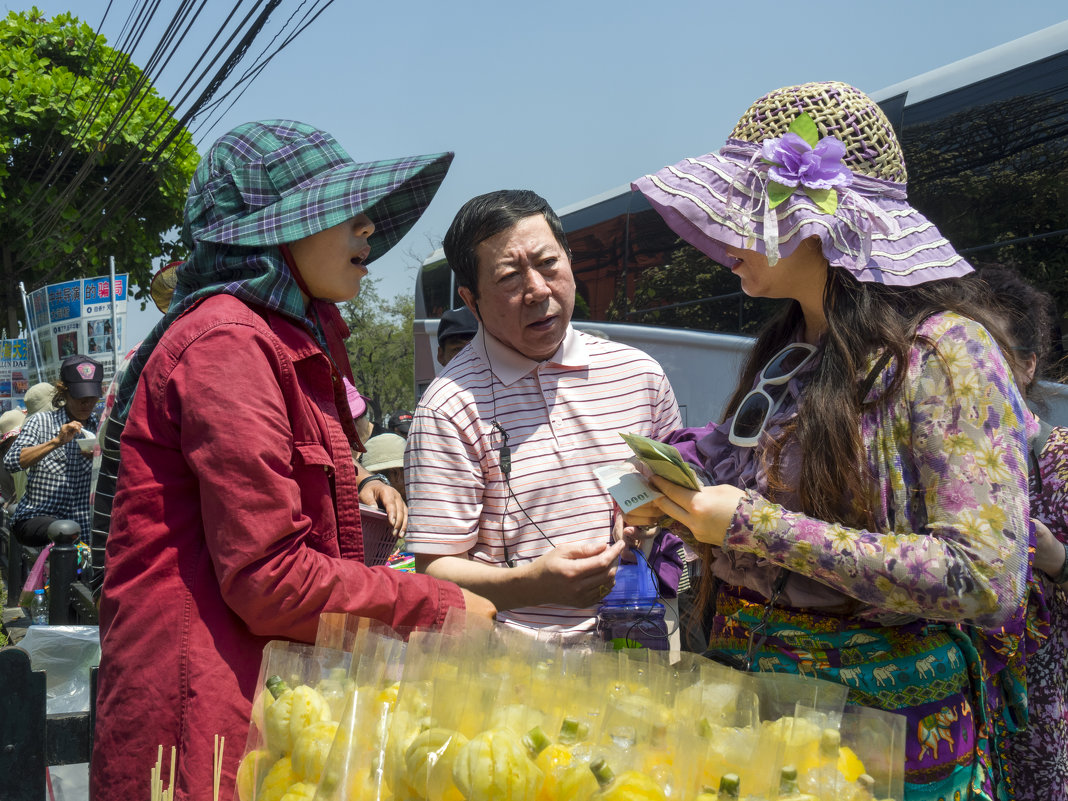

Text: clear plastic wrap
xmin=234 ymin=641 xmax=351 ymax=801
xmin=232 ymin=617 xmax=908 ymax=801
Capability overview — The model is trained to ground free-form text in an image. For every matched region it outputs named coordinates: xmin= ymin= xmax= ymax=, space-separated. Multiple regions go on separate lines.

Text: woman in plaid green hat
xmin=91 ymin=120 xmax=495 ymax=799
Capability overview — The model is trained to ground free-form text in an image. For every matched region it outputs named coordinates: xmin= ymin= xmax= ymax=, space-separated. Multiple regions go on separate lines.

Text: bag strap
xmin=857 ymin=350 xmax=894 ymax=404
xmin=1033 ymin=418 xmax=1054 ymax=460
xmin=1030 ymin=417 xmax=1053 ymax=494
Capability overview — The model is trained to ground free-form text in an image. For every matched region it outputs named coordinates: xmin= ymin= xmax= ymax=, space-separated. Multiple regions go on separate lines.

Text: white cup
xmin=77 ymin=429 xmax=98 ymax=453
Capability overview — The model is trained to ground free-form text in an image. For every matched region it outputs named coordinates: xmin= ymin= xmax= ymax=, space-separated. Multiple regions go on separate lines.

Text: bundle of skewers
xmin=149 ymin=736 xmax=225 ymax=801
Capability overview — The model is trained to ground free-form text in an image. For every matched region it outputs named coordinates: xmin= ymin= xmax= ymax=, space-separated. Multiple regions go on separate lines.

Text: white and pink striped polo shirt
xmin=404 ymin=326 xmax=681 ymax=633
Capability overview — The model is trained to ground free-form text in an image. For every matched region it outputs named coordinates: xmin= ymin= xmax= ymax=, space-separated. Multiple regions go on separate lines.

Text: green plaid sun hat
xmin=183 ymin=119 xmax=454 ymax=262
xmin=110 ymin=120 xmax=455 ymax=425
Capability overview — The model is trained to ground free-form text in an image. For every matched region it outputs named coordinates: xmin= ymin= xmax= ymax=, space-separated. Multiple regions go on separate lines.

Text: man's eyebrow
xmin=492 ymin=242 xmax=559 ymax=267
xmin=522 ymin=242 xmax=560 ymax=261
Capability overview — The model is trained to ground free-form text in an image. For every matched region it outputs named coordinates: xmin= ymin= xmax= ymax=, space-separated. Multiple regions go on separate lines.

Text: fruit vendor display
xmin=229 ymin=623 xmax=903 ymax=801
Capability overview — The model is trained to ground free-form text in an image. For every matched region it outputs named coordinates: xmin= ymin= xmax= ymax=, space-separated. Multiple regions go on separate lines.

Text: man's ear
xmin=458 ymin=286 xmax=480 ymax=321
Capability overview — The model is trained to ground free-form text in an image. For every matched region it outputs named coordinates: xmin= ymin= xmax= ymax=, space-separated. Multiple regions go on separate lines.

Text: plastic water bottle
xmin=596 ymin=557 xmax=668 ymax=650
xmin=30 ymin=588 xmax=48 ymax=625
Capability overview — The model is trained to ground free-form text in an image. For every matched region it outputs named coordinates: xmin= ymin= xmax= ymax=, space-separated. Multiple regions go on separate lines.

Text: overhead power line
xmin=14 ymin=0 xmax=338 ymax=284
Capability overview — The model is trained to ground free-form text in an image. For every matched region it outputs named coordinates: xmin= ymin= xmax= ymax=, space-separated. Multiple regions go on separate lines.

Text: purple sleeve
xmin=663 ymin=422 xmax=719 ymax=469
xmin=646 ymin=529 xmax=685 ymax=598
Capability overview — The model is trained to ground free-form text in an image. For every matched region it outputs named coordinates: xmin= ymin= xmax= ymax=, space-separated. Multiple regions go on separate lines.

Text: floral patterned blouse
xmin=722 ymin=311 xmax=1033 ymax=630
xmin=1003 ymin=424 xmax=1068 ymax=799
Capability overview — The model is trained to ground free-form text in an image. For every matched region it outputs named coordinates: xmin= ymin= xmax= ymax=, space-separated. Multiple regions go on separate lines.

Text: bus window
xmin=562 ymin=194 xmax=786 ymax=336
xmin=417 ymin=256 xmax=458 ymax=319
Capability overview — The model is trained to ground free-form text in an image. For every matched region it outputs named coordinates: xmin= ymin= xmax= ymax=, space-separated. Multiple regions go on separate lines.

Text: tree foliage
xmin=340 ymin=278 xmax=416 ymax=426
xmin=621 ymin=239 xmax=784 ymax=335
xmin=0 ymin=8 xmax=199 ymax=336
xmin=901 ymin=92 xmax=1068 ymax=321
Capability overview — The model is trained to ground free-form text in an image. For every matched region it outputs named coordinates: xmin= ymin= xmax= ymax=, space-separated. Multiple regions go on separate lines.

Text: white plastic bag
xmin=17 ymin=624 xmax=100 ymax=714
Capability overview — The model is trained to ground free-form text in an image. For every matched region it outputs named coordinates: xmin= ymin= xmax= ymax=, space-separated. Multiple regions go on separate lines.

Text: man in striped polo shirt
xmin=405 ymin=190 xmax=682 ymax=635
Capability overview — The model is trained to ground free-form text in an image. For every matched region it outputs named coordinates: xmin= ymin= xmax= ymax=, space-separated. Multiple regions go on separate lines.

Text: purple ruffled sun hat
xmin=632 ymin=81 xmax=973 ymax=286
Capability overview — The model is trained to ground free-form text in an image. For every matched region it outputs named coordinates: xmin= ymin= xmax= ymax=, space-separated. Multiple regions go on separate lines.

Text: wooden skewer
xmin=154 ymin=743 xmax=164 ymax=801
xmin=169 ymin=744 xmax=177 ymax=801
xmin=213 ymin=734 xmax=225 ymax=801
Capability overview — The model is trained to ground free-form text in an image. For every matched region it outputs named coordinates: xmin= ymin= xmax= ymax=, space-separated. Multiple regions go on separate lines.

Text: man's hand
xmin=617 ymin=500 xmax=663 ymax=549
xmin=459 ymin=588 xmax=497 ymax=622
xmin=416 ymin=538 xmax=626 ymax=611
xmin=650 ymin=478 xmax=745 ymax=547
xmin=524 ymin=539 xmax=626 ymax=608
xmin=359 ymin=481 xmax=407 ymax=537
xmin=56 ymin=421 xmax=83 ymax=444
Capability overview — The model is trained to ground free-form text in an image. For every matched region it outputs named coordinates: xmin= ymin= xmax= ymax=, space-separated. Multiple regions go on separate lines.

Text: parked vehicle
xmin=415 ymin=20 xmax=1068 ymax=425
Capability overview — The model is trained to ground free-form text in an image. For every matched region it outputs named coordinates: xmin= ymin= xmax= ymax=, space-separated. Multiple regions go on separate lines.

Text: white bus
xmin=414 ymin=20 xmax=1068 ymax=425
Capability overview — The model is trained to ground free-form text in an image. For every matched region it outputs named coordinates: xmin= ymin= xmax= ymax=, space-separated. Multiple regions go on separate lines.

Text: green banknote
xmin=619 ymin=433 xmax=701 ymax=490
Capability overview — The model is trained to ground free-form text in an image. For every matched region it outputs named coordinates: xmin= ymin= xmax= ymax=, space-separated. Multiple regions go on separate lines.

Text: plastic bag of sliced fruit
xmin=232 ymin=613 xmax=905 ymax=801
xmin=233 ymin=615 xmax=408 ymax=801
xmin=233 ymin=640 xmax=352 ymax=801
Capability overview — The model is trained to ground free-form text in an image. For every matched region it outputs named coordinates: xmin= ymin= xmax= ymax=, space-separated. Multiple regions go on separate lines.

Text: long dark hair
xmin=975 ymin=263 xmax=1058 ymax=393
xmin=692 ymin=263 xmax=1014 ymax=634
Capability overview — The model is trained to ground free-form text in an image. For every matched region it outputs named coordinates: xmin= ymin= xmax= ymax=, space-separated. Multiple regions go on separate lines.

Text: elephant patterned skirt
xmin=711 ymin=590 xmax=997 ymax=801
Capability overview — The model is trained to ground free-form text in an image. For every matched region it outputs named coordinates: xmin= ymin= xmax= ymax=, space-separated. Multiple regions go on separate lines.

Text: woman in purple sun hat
xmin=630 ymin=82 xmax=1040 ymax=801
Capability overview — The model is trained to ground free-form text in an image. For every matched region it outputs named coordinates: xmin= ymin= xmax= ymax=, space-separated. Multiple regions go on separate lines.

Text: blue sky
xmin=11 ymin=1 xmax=1068 ymax=342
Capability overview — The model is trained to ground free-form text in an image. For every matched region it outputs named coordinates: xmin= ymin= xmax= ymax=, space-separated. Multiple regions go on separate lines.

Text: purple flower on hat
xmin=760 ymin=113 xmax=852 ymax=215
xmin=761 ymin=133 xmax=851 ymax=190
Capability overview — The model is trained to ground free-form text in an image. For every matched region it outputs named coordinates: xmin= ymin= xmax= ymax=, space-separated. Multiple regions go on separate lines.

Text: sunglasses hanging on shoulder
xmin=728 ymin=343 xmax=818 ymax=447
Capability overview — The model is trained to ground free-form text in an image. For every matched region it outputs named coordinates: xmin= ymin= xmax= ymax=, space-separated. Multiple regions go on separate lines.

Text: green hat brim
xmin=191 ymin=151 xmax=453 ymax=264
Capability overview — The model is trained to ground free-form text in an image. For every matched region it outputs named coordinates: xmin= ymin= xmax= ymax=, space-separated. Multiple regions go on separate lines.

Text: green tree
xmin=341 ymin=278 xmax=416 ymax=425
xmin=622 ymin=238 xmax=784 ymax=335
xmin=0 ymin=8 xmax=199 ymax=336
xmin=901 ymin=92 xmax=1068 ymax=336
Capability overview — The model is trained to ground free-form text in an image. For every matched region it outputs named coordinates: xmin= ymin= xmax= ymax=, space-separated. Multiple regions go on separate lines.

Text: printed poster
xmin=24 ymin=273 xmax=128 ymax=386
xmin=0 ymin=338 xmax=29 ymax=412
xmin=83 ymin=274 xmax=127 ymax=357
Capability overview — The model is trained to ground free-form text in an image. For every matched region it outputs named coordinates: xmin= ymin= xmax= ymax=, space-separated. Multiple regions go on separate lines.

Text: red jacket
xmin=91 ymin=295 xmax=465 ymax=800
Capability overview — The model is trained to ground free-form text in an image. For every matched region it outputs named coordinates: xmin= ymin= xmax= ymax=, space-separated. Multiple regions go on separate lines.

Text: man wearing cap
xmin=3 ymin=356 xmax=102 ymax=546
xmin=405 ymin=189 xmax=681 ymax=635
xmin=437 ymin=305 xmax=479 ymax=367
xmin=388 ymin=410 xmax=414 ymax=437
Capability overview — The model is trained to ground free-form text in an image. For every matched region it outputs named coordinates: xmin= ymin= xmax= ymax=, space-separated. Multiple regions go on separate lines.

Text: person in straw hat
xmin=361 ymin=432 xmax=408 ymax=501
xmin=0 ymin=408 xmax=27 ymax=506
xmin=629 ymin=82 xmax=1035 ymax=800
xmin=90 ymin=121 xmax=495 ymax=800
